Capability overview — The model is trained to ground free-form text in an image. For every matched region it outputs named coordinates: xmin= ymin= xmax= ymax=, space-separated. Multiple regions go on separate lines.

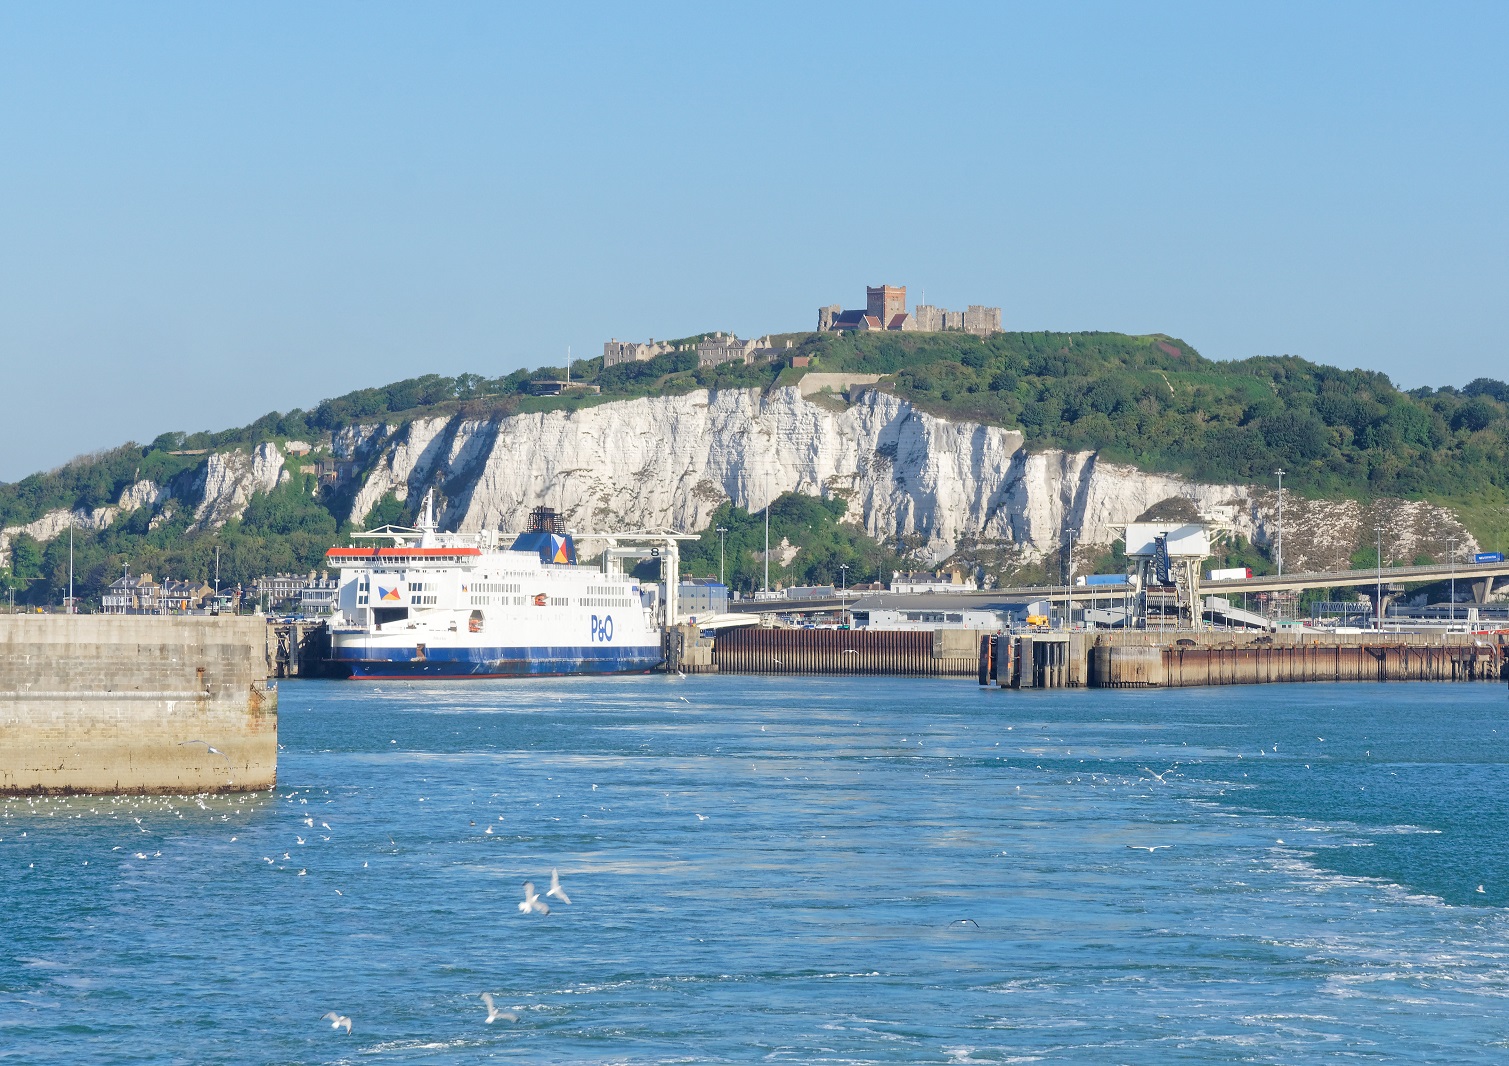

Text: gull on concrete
xmin=518 ymin=881 xmax=550 ymax=915
xmin=321 ymin=1012 xmax=352 ymax=1033
xmin=480 ymin=992 xmax=518 ymax=1024
xmin=546 ymin=869 xmax=571 ymax=905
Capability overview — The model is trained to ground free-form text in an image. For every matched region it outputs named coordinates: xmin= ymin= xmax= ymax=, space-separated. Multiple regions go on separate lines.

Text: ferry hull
xmin=329 ymin=643 xmax=663 ymax=679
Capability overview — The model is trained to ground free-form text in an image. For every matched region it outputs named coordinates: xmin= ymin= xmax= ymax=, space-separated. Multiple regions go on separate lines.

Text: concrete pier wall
xmin=982 ymin=629 xmax=1508 ymax=690
xmin=0 ymin=616 xmax=276 ymax=795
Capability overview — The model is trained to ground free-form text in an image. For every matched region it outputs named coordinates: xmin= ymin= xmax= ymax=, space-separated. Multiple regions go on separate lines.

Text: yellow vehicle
xmin=1024 ymin=614 xmax=1050 ymax=628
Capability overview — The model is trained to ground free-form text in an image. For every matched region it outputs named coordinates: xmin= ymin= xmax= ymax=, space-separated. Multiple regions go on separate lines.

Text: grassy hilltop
xmin=2 ymin=330 xmax=1507 ymax=605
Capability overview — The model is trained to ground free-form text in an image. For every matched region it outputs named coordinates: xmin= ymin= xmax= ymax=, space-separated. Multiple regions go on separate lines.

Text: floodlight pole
xmin=716 ymin=525 xmax=728 ymax=585
xmin=1275 ymin=469 xmax=1285 ymax=577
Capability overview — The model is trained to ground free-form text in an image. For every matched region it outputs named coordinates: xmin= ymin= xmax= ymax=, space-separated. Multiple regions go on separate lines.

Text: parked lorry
xmin=1207 ymin=567 xmax=1253 ymax=581
xmin=1073 ymin=574 xmax=1125 ymax=587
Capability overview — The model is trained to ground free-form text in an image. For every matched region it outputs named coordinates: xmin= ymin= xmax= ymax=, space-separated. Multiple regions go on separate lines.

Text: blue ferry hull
xmin=330 ymin=644 xmax=664 ymax=679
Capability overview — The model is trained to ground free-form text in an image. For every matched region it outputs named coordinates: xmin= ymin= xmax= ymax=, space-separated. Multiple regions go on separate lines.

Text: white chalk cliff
xmin=2 ymin=390 xmax=1475 ymax=574
xmin=337 ymin=387 xmax=1474 ymax=570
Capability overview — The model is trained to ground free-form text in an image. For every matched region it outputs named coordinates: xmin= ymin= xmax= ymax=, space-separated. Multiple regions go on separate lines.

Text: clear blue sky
xmin=2 ymin=2 xmax=1505 ymax=482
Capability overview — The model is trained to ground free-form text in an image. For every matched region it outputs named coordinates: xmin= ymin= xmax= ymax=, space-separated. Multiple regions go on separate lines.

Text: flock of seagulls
xmin=518 ymin=869 xmax=572 ymax=915
xmin=320 ymin=872 xmax=573 ymax=1035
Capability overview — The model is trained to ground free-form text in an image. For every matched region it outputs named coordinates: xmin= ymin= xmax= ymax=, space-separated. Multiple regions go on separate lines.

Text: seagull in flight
xmin=480 ymin=993 xmax=518 ymax=1024
xmin=181 ymin=740 xmax=226 ymax=757
xmin=1127 ymin=845 xmax=1173 ymax=852
xmin=678 ymin=696 xmax=690 ymax=703
xmin=321 ymin=1012 xmax=352 ymax=1033
xmin=1140 ymin=766 xmax=1178 ymax=783
xmin=546 ymin=869 xmax=571 ymax=905
xmin=518 ymin=881 xmax=550 ymax=915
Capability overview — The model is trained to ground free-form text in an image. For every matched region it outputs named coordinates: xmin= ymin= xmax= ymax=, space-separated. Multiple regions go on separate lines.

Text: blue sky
xmin=1 ymin=2 xmax=1505 ymax=482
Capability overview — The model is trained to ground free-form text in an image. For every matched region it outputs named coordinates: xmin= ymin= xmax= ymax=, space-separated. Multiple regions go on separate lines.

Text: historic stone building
xmin=695 ymin=333 xmax=776 ymax=367
xmin=911 ymin=303 xmax=1002 ymax=337
xmin=602 ymin=338 xmax=676 ymax=368
xmin=818 ymin=284 xmax=916 ymax=332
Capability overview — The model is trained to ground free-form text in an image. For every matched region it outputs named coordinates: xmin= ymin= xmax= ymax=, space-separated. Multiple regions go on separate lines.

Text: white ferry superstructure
xmin=324 ymin=497 xmax=663 ymax=679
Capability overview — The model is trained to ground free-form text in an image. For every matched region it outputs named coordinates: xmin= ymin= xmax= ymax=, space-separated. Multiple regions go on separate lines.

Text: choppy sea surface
xmin=5 ymin=677 xmax=1509 ymax=1064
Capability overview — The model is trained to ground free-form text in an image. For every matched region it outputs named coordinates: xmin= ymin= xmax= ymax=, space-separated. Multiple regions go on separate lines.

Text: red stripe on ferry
xmin=325 ymin=547 xmax=482 ymax=558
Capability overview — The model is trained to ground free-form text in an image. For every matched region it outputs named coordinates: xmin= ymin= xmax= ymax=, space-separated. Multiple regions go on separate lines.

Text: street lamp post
xmin=763 ymin=500 xmax=770 ymax=594
xmin=67 ymin=511 xmax=74 ymax=615
xmin=838 ymin=563 xmax=850 ymax=627
xmin=715 ymin=526 xmax=728 ymax=586
xmin=1376 ymin=527 xmax=1384 ymax=630
xmin=1063 ymin=528 xmax=1078 ymax=630
xmin=1448 ymin=536 xmax=1456 ymax=627
xmin=1275 ymin=469 xmax=1285 ymax=577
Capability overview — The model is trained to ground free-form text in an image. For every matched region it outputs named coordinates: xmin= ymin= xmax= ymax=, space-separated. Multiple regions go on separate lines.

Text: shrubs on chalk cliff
xmin=666 ymin=495 xmax=909 ymax=595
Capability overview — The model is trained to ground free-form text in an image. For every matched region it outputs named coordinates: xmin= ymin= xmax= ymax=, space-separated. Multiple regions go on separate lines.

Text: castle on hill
xmin=818 ymin=285 xmax=1001 ymax=337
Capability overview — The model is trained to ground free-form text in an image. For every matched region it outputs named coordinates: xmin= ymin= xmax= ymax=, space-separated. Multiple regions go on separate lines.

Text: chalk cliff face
xmin=2 ymin=389 xmax=1477 ymax=573
xmin=332 ymin=387 xmax=1475 ymax=570
xmin=189 ymin=443 xmax=288 ymax=531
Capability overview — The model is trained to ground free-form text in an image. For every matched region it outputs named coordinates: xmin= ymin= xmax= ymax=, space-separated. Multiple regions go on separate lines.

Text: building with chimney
xmin=602 ymin=338 xmax=677 ymax=368
xmin=695 ymin=333 xmax=778 ymax=367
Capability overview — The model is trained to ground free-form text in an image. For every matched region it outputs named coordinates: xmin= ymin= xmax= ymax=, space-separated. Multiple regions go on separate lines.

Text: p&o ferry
xmin=325 ymin=494 xmax=663 ymax=678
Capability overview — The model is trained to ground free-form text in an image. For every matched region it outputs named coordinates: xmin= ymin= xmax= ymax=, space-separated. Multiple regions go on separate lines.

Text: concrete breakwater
xmin=712 ymin=626 xmax=983 ymax=676
xmin=0 ymin=616 xmax=276 ymax=794
xmin=980 ymin=630 xmax=1508 ymax=689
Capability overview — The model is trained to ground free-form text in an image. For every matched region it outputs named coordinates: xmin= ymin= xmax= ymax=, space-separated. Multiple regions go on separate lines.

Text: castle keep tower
xmin=866 ymin=285 xmax=907 ymax=326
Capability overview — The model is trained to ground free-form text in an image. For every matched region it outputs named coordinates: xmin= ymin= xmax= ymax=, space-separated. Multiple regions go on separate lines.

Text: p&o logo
xmin=590 ymin=614 xmax=615 ymax=642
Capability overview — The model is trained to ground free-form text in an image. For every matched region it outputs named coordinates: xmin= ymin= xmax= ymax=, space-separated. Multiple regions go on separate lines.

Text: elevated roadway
xmin=723 ymin=559 xmax=1509 ymax=617
xmin=1206 ymin=558 xmax=1509 ymax=598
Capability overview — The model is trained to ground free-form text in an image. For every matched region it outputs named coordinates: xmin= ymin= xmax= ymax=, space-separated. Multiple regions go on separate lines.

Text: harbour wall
xmin=0 ymin=616 xmax=277 ymax=795
xmin=979 ymin=630 xmax=1508 ymax=689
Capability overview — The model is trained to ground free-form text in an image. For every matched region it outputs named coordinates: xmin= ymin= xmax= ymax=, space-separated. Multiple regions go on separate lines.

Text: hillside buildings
xmin=695 ymin=333 xmax=781 ymax=367
xmin=818 ymin=284 xmax=1002 ymax=337
xmin=602 ymin=338 xmax=676 ymax=368
xmin=102 ymin=572 xmax=214 ymax=614
xmin=889 ymin=566 xmax=978 ymax=594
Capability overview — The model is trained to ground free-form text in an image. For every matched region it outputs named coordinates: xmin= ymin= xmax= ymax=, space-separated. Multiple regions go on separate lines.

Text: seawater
xmin=4 ymin=677 xmax=1509 ymax=1064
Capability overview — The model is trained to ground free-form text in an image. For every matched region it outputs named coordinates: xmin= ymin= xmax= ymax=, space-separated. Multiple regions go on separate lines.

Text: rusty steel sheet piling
xmin=712 ymin=627 xmax=984 ymax=676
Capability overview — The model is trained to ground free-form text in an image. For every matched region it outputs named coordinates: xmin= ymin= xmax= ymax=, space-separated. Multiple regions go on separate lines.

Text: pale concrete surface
xmin=0 ymin=616 xmax=276 ymax=794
